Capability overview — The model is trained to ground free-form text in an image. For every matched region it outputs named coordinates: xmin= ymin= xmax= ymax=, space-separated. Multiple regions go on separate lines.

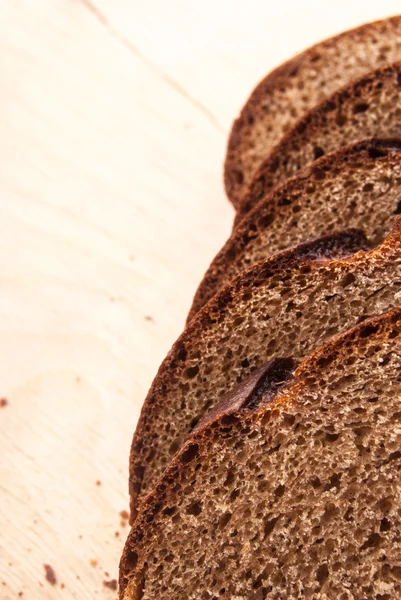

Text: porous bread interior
xmin=190 ymin=143 xmax=401 ymax=318
xmin=131 ymin=228 xmax=401 ymax=508
xmin=123 ymin=313 xmax=401 ymax=599
xmin=242 ymin=63 xmax=401 ymax=214
xmin=226 ymin=16 xmax=401 ymax=206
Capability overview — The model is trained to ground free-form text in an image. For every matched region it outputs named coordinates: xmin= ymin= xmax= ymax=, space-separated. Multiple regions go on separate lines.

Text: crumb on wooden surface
xmin=43 ymin=564 xmax=57 ymax=586
xmin=90 ymin=558 xmax=98 ymax=568
xmin=103 ymin=579 xmax=118 ymax=591
xmin=0 ymin=398 xmax=8 ymax=408
xmin=144 ymin=315 xmax=154 ymax=322
xmin=95 ymin=480 xmax=102 ymax=486
xmin=114 ymin=531 xmax=120 ymax=538
xmin=120 ymin=509 xmax=129 ymax=527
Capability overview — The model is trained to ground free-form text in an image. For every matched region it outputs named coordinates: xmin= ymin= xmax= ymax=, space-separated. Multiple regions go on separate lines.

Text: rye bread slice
xmin=120 ymin=308 xmax=401 ymax=599
xmin=238 ymin=61 xmax=401 ymax=218
xmin=189 ymin=139 xmax=401 ymax=320
xmin=129 ymin=230 xmax=369 ymax=518
xmin=225 ymin=15 xmax=401 ymax=208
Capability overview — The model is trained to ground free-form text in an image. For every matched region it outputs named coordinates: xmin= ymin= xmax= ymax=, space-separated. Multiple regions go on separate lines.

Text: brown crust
xmin=189 ymin=139 xmax=401 ymax=320
xmin=128 ymin=226 xmax=388 ymax=520
xmin=238 ymin=61 xmax=401 ymax=217
xmin=225 ymin=15 xmax=401 ymax=208
xmin=120 ymin=307 xmax=401 ymax=598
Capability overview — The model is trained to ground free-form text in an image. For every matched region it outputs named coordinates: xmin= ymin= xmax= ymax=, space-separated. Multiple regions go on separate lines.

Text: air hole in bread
xmin=353 ymin=102 xmax=370 ymax=113
xmin=313 ymin=146 xmax=325 ymax=160
xmin=257 ymin=213 xmax=274 ymax=228
xmin=360 ymin=532 xmax=383 ymax=550
xmin=232 ymin=169 xmax=244 ymax=185
xmin=368 ymin=146 xmax=387 ymax=159
xmin=224 ymin=468 xmax=236 ymax=486
xmin=274 ymin=484 xmax=285 ymax=497
xmin=335 ymin=113 xmax=347 ymax=126
xmin=180 ymin=443 xmax=199 ymax=465
xmin=218 ymin=512 xmax=232 ymax=529
xmin=189 ymin=416 xmax=200 ymax=430
xmin=184 ymin=365 xmax=199 ymax=379
xmin=340 ymin=272 xmax=356 ymax=287
xmin=316 ymin=563 xmax=329 ymax=584
xmin=187 ymin=501 xmax=203 ymax=516
xmin=312 ymin=167 xmax=326 ymax=180
xmin=230 ymin=487 xmax=241 ymax=502
xmin=380 ymin=517 xmax=392 ymax=532
xmin=162 ymin=506 xmax=176 ymax=516
xmin=325 ymin=432 xmax=339 ymax=442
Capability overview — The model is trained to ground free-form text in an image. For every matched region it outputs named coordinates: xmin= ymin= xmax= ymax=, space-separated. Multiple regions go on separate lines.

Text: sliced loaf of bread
xmin=225 ymin=15 xmax=401 ymax=208
xmin=238 ymin=62 xmax=401 ymax=218
xmin=189 ymin=139 xmax=401 ymax=320
xmin=121 ymin=308 xmax=401 ymax=599
xmin=129 ymin=222 xmax=401 ymax=516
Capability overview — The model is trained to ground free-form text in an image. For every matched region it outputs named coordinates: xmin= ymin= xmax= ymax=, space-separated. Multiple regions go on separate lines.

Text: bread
xmin=237 ymin=61 xmax=401 ymax=219
xmin=189 ymin=139 xmax=401 ymax=320
xmin=121 ymin=307 xmax=401 ymax=599
xmin=129 ymin=230 xmax=366 ymax=517
xmin=128 ymin=221 xmax=401 ymax=518
xmin=225 ymin=15 xmax=401 ymax=208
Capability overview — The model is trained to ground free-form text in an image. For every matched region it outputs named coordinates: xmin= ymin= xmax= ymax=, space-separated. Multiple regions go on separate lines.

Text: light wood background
xmin=1 ymin=1 xmax=401 ymax=598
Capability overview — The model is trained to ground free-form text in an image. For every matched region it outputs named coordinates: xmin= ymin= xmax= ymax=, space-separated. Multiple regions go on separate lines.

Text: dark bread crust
xmin=189 ymin=139 xmax=401 ymax=320
xmin=120 ymin=307 xmax=401 ymax=598
xmin=225 ymin=15 xmax=401 ymax=208
xmin=129 ymin=229 xmax=369 ymax=519
xmin=238 ymin=61 xmax=401 ymax=217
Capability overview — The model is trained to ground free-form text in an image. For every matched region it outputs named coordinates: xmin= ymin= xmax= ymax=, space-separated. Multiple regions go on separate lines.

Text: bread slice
xmin=189 ymin=139 xmax=401 ymax=320
xmin=225 ymin=15 xmax=401 ymax=208
xmin=120 ymin=308 xmax=401 ymax=599
xmin=129 ymin=221 xmax=401 ymax=517
xmin=238 ymin=61 xmax=401 ymax=218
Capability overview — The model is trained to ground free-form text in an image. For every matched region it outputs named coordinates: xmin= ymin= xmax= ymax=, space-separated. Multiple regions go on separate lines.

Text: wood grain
xmin=0 ymin=1 xmax=400 ymax=597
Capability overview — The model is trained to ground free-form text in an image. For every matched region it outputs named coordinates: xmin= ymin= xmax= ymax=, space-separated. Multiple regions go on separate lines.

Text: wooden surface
xmin=1 ymin=1 xmax=401 ymax=597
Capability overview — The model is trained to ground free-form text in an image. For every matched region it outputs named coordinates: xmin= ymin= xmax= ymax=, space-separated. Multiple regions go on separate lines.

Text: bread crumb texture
xmin=121 ymin=309 xmax=401 ymax=599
